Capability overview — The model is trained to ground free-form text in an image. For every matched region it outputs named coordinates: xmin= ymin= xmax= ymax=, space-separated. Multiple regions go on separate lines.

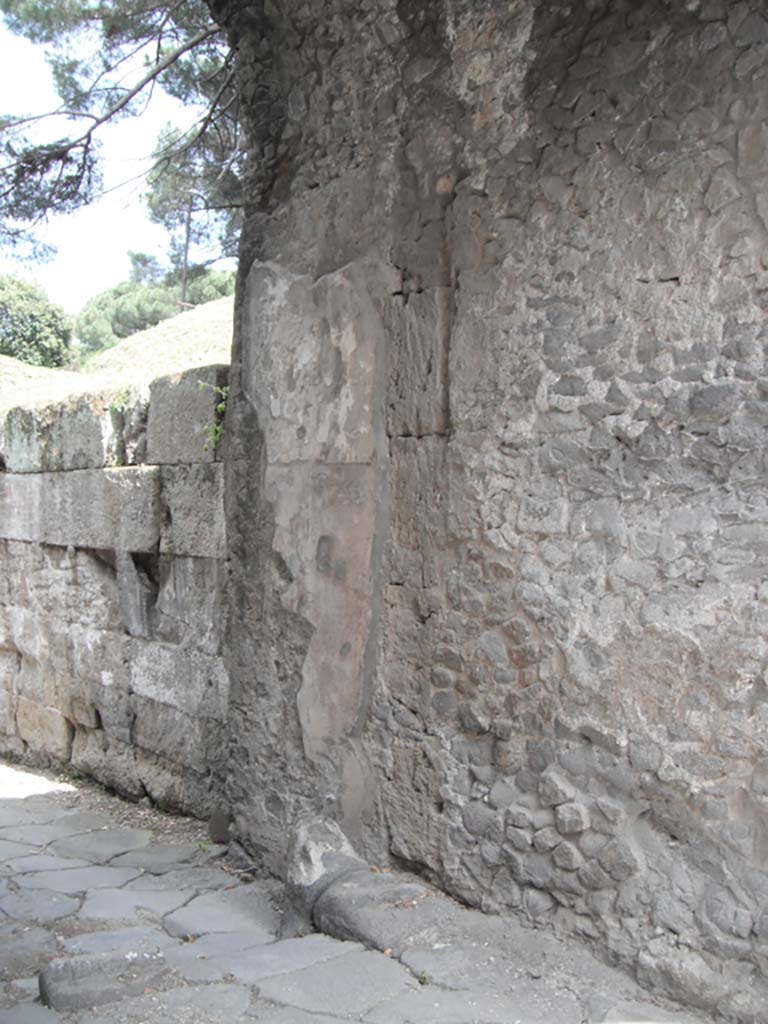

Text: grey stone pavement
xmin=0 ymin=762 xmax=710 ymax=1024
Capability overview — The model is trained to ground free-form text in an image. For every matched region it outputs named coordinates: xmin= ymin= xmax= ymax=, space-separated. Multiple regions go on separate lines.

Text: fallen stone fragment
xmin=39 ymin=951 xmax=171 ymax=1011
xmin=0 ymin=923 xmax=58 ymax=980
xmin=256 ymin=948 xmax=416 ymax=1017
xmin=280 ymin=814 xmax=369 ymax=938
xmin=207 ymin=808 xmax=231 ymax=844
xmin=10 ymin=974 xmax=43 ymax=1001
xmin=636 ymin=944 xmax=726 ymax=1010
xmin=162 ymin=881 xmax=280 ymax=938
xmin=50 ymin=829 xmax=152 ymax=864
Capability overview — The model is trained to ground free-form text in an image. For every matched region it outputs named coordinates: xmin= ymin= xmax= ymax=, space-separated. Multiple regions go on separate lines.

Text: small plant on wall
xmin=199 ymin=380 xmax=229 ymax=452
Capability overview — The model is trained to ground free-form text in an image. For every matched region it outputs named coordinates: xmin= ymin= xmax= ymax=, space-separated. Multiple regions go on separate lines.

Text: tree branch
xmin=70 ymin=24 xmax=221 ymax=148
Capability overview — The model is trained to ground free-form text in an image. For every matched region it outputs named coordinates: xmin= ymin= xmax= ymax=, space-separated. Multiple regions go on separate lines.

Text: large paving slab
xmin=164 ymin=933 xmax=361 ymax=985
xmin=0 ymin=887 xmax=80 ymax=923
xmin=75 ymin=982 xmax=254 ymax=1024
xmin=364 ymin=981 xmax=584 ymax=1024
xmin=121 ymin=865 xmax=231 ymax=891
xmin=0 ymin=812 xmax=110 ymax=846
xmin=400 ymin=943 xmax=548 ymax=994
xmin=158 ymin=927 xmax=276 ymax=969
xmin=0 ymin=798 xmax=72 ymax=829
xmin=0 ymin=1006 xmax=62 ymax=1023
xmin=49 ymin=829 xmax=152 ymax=864
xmin=0 ymin=840 xmax=38 ymax=862
xmin=256 ymin=949 xmax=418 ymax=1017
xmin=6 ymin=855 xmax=90 ymax=873
xmin=109 ymin=843 xmax=204 ymax=871
xmin=77 ymin=887 xmax=194 ymax=923
xmin=63 ymin=926 xmax=180 ymax=957
xmin=162 ymin=882 xmax=280 ymax=938
xmin=15 ymin=865 xmax=142 ymax=893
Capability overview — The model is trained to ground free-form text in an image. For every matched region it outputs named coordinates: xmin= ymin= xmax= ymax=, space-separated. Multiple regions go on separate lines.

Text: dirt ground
xmin=0 ymin=756 xmax=211 ymax=847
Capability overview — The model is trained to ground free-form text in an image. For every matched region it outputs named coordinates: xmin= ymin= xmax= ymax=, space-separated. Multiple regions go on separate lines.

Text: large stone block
xmin=115 ymin=551 xmax=224 ymax=651
xmin=132 ymin=696 xmax=223 ymax=771
xmin=130 ymin=641 xmax=229 ymax=720
xmin=67 ymin=624 xmax=132 ymax=693
xmin=242 ymin=260 xmax=397 ymax=464
xmin=15 ymin=695 xmax=73 ymax=761
xmin=153 ymin=556 xmax=224 ymax=654
xmin=4 ymin=547 xmax=120 ymax=631
xmin=133 ymin=748 xmax=217 ymax=815
xmin=0 ymin=468 xmax=162 ymax=551
xmin=146 ymin=364 xmax=229 ymax=465
xmin=159 ymin=463 xmax=226 ymax=557
xmin=265 ymin=462 xmax=381 ymax=760
xmin=70 ymin=728 xmax=144 ymax=799
xmin=0 ymin=392 xmax=147 ymax=473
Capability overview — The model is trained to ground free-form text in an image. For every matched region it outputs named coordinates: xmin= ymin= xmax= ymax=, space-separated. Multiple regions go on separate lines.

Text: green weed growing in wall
xmin=108 ymin=387 xmax=132 ymax=414
xmin=199 ymin=380 xmax=229 ymax=452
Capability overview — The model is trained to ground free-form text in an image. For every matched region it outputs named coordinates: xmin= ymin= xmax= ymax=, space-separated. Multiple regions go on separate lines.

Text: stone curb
xmin=288 ymin=816 xmax=713 ymax=1024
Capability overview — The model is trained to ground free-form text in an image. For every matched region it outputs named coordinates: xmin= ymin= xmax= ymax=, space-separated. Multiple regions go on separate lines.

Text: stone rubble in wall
xmin=217 ymin=0 xmax=768 ymax=1020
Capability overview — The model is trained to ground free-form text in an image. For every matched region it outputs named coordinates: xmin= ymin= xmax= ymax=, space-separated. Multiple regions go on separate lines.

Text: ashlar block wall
xmin=0 ymin=365 xmax=229 ymax=815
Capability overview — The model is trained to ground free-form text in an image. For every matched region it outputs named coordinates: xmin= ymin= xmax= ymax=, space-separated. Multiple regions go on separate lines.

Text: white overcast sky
xmin=0 ymin=22 xmax=198 ymax=312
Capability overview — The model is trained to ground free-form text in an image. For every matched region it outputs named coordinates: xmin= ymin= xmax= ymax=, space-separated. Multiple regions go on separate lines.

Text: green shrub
xmin=0 ymin=275 xmax=71 ymax=367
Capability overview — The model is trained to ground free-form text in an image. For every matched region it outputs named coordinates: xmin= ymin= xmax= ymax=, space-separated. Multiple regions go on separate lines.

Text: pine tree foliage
xmin=0 ymin=1 xmax=243 ymax=259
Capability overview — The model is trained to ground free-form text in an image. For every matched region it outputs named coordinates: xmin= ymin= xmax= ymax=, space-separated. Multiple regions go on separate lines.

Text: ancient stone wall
xmin=4 ymin=0 xmax=768 ymax=1016
xmin=216 ymin=0 xmax=768 ymax=1018
xmin=0 ymin=365 xmax=229 ymax=816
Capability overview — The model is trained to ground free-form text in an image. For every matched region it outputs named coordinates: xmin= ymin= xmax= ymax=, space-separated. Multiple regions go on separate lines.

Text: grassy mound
xmin=0 ymin=296 xmax=233 ymax=413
